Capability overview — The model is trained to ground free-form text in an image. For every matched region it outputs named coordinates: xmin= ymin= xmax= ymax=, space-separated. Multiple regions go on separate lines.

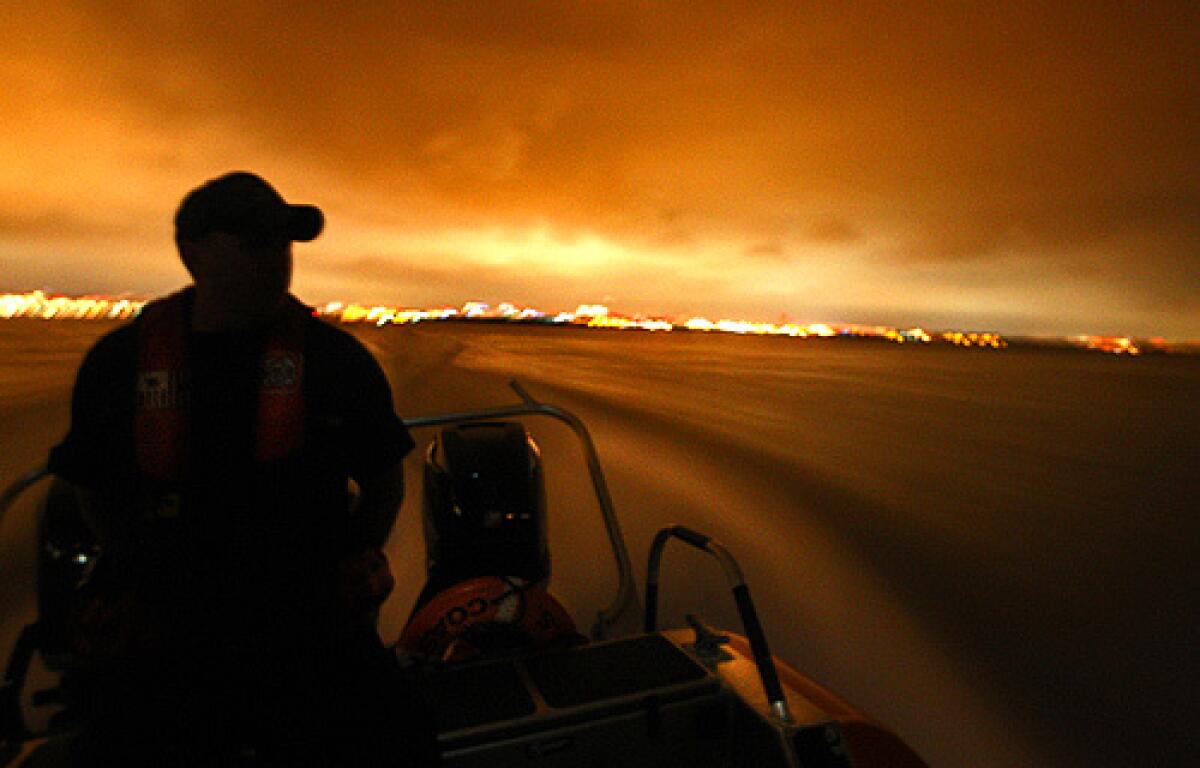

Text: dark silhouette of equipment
xmin=421 ymin=421 xmax=549 ymax=589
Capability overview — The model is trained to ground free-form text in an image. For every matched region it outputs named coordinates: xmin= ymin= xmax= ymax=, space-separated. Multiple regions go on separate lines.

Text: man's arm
xmin=49 ymin=326 xmax=137 ymax=551
xmin=350 ymin=461 xmax=405 ymax=550
xmin=323 ymin=324 xmax=414 ymax=618
xmin=329 ymin=324 xmax=414 ymax=549
xmin=340 ymin=462 xmax=404 ymax=622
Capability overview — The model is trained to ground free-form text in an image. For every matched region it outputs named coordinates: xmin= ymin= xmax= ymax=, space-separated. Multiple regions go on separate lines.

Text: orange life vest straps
xmin=135 ymin=291 xmax=190 ymax=481
xmin=134 ymin=289 xmax=309 ymax=481
xmin=255 ymin=298 xmax=307 ymax=463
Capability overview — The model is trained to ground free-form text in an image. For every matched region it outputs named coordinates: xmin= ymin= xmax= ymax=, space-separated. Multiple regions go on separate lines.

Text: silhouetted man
xmin=49 ymin=172 xmax=432 ymax=765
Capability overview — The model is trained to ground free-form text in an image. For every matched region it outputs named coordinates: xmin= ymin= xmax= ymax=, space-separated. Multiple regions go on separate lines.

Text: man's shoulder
xmin=307 ymin=316 xmax=374 ymax=358
xmin=304 ymin=317 xmax=390 ymax=384
xmin=82 ymin=321 xmax=139 ymax=367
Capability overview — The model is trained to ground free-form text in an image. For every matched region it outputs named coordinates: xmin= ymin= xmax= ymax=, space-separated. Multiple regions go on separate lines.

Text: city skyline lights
xmin=1 ymin=290 xmax=1180 ymax=356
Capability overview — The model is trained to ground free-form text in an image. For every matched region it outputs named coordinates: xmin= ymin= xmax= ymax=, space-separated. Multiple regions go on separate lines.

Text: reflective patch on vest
xmin=136 ymin=370 xmax=186 ymax=409
xmin=261 ymin=352 xmax=302 ymax=392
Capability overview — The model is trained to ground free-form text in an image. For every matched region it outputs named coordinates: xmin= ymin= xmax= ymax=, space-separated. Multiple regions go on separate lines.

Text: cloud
xmin=0 ymin=210 xmax=141 ymax=240
xmin=892 ymin=191 xmax=1200 ymax=268
xmin=4 ymin=2 xmax=1198 ymax=335
xmin=743 ymin=241 xmax=787 ymax=260
xmin=804 ymin=218 xmax=860 ymax=244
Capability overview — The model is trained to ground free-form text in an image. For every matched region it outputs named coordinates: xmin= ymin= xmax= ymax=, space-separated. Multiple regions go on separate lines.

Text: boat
xmin=0 ymin=381 xmax=926 ymax=766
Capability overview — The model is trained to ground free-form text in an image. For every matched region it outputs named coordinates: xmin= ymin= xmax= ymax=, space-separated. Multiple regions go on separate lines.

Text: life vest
xmin=134 ymin=288 xmax=310 ymax=482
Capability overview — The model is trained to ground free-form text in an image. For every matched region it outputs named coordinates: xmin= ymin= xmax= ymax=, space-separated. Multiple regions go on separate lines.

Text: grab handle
xmin=645 ymin=525 xmax=793 ymax=724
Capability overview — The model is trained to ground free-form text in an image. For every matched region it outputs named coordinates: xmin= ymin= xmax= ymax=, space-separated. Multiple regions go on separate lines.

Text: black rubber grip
xmin=733 ymin=584 xmax=785 ymax=708
xmin=670 ymin=526 xmax=711 ymax=550
xmin=644 ymin=583 xmax=660 ymax=632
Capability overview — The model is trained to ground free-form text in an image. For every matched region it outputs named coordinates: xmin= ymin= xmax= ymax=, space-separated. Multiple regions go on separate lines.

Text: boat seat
xmin=524 ymin=634 xmax=708 ymax=708
xmin=409 ymin=634 xmax=730 ymax=767
xmin=412 ymin=658 xmax=536 ymax=733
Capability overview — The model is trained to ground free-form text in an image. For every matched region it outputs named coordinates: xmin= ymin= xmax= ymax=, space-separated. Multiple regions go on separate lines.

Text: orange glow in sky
xmin=1 ymin=2 xmax=1196 ymax=338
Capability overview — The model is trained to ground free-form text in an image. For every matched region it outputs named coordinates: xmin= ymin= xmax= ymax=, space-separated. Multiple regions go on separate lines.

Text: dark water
xmin=2 ymin=319 xmax=1197 ymax=766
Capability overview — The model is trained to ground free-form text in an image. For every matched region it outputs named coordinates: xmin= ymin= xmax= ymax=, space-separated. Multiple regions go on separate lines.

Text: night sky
xmin=2 ymin=2 xmax=1197 ymax=337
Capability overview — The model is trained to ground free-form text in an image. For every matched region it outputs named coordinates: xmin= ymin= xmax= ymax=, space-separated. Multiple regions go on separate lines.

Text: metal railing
xmin=0 ymin=466 xmax=49 ymax=532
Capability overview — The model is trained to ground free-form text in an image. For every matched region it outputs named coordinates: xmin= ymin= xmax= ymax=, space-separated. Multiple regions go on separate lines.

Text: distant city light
xmin=574 ymin=304 xmax=609 ymax=318
xmin=1074 ymin=336 xmax=1141 ymax=355
xmin=0 ymin=291 xmax=144 ymax=320
xmin=807 ymin=324 xmax=836 ymax=338
xmin=2 ymin=290 xmax=1186 ymax=355
xmin=941 ymin=331 xmax=1007 ymax=349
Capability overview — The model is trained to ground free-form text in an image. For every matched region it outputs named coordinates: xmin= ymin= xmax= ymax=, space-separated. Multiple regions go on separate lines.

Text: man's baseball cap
xmin=174 ymin=171 xmax=324 ymax=244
